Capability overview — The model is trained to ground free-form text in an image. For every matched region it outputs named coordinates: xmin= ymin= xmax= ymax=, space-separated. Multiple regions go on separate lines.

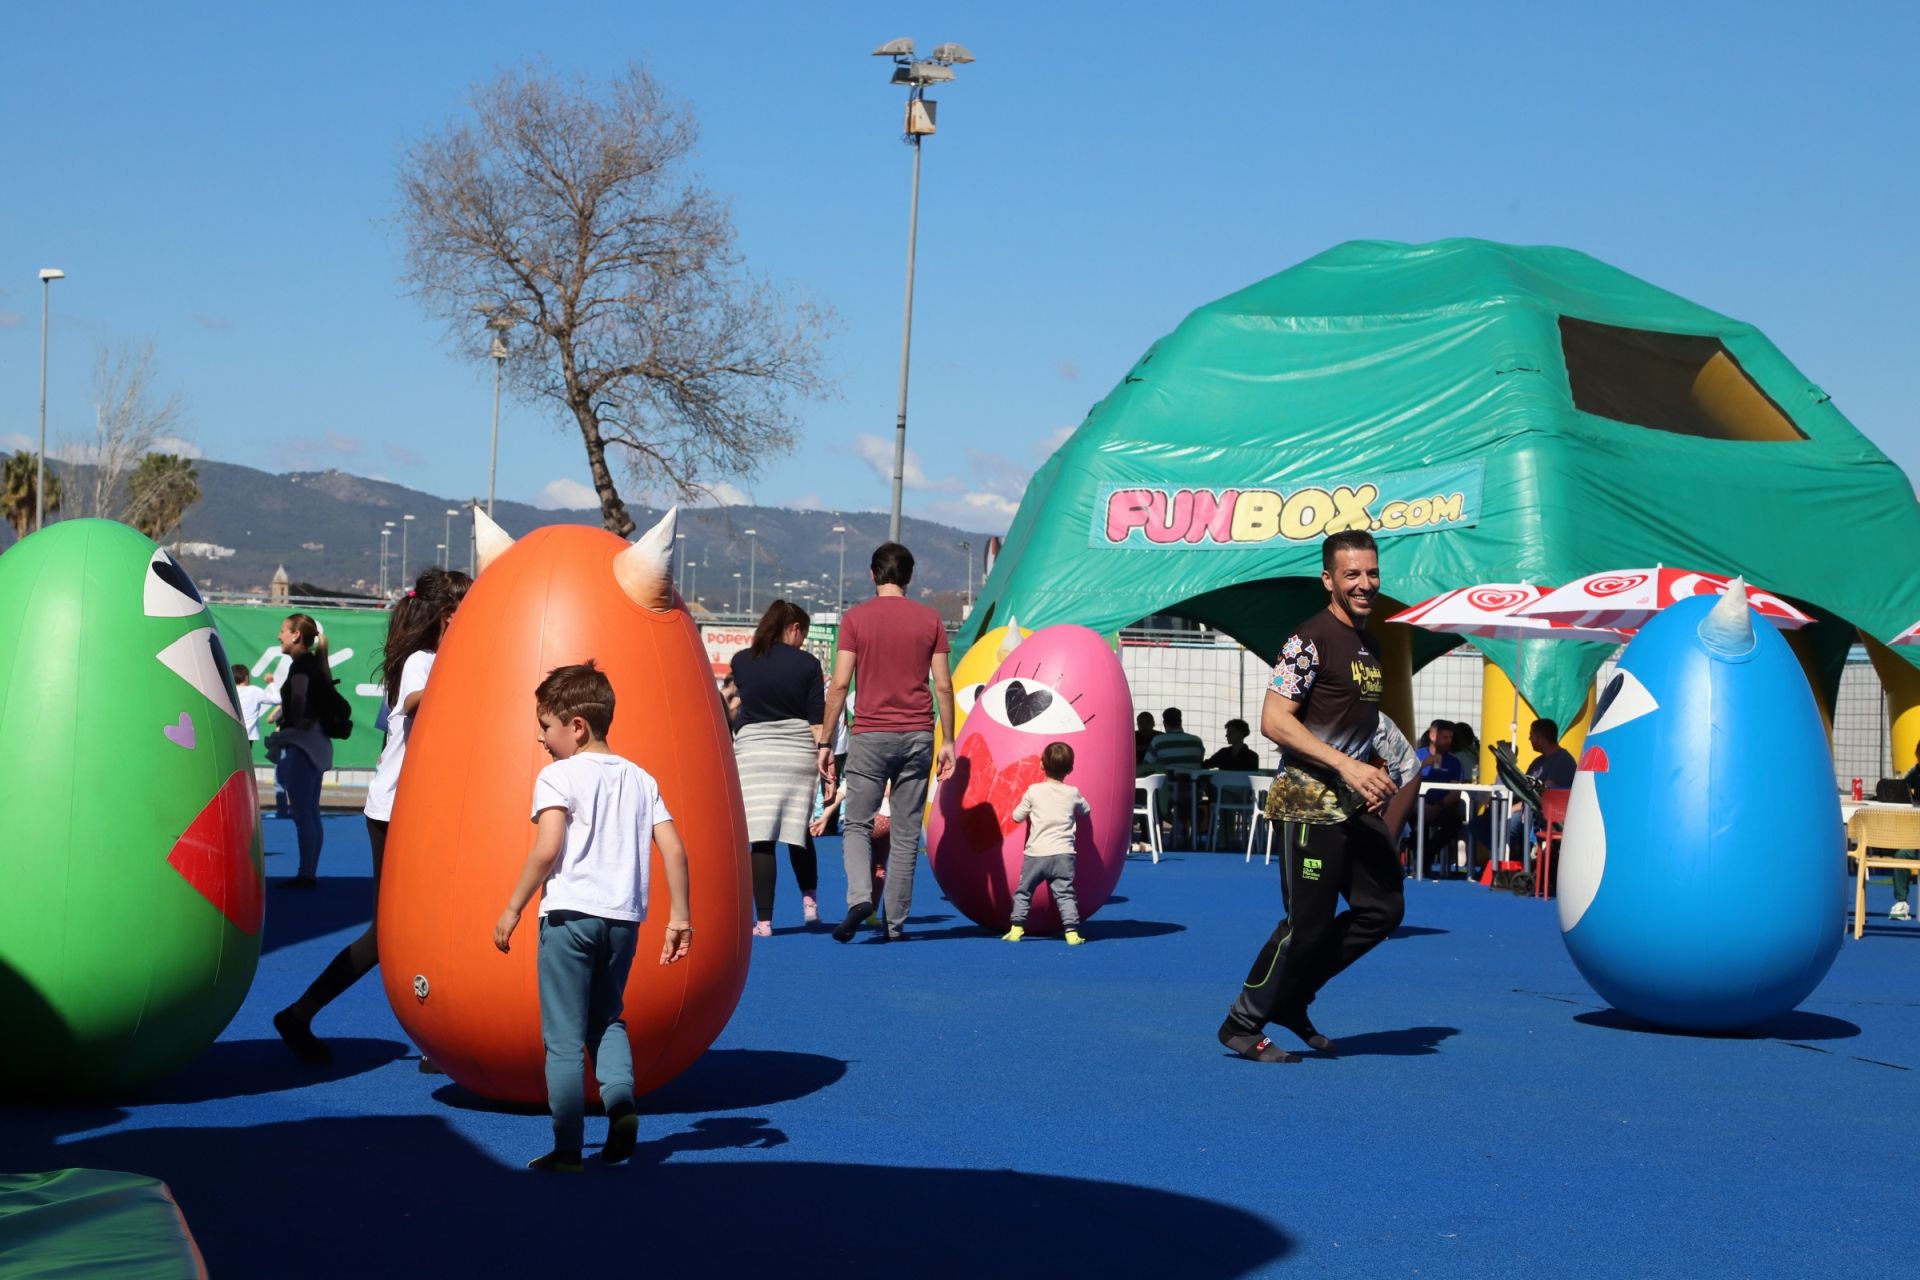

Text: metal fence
xmin=1117 ymin=631 xmax=1892 ymax=790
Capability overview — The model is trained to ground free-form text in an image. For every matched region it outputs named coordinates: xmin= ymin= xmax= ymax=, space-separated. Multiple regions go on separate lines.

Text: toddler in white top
xmin=1002 ymin=741 xmax=1090 ymax=945
xmin=493 ymin=660 xmax=693 ymax=1174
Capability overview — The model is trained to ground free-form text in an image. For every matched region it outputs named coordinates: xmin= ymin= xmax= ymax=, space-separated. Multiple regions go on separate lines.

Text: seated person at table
xmin=1878 ymin=741 xmax=1920 ymax=921
xmin=1145 ymin=707 xmax=1206 ymax=846
xmin=1415 ymin=720 xmax=1465 ymax=866
xmin=1135 ymin=711 xmax=1158 ymax=767
xmin=1447 ymin=720 xmax=1479 ymax=783
xmin=1206 ymin=718 xmax=1260 ymax=772
xmin=1471 ymin=718 xmax=1577 ymax=857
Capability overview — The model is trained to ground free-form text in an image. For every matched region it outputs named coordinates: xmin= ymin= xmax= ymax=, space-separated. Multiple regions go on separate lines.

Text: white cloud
xmin=536 ymin=478 xmax=597 ymax=509
xmin=916 ymin=490 xmax=1021 ymax=535
xmin=786 ymin=492 xmax=824 ymax=511
xmin=153 ymin=436 xmax=203 ymax=459
xmin=691 ymin=481 xmax=751 ymax=508
xmin=1 ymin=432 xmax=32 ymax=452
xmin=852 ymin=433 xmax=961 ymax=492
xmin=1036 ymin=424 xmax=1075 ymax=457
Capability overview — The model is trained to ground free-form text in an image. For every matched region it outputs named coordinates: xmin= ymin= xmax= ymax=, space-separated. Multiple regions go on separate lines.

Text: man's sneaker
xmin=601 ymin=1109 xmax=639 ymax=1165
xmin=752 ymin=920 xmax=773 ymax=938
xmin=1217 ymin=1020 xmax=1300 ymax=1064
xmin=1064 ymin=930 xmax=1086 ymax=946
xmin=526 ymin=1150 xmax=583 ymax=1174
xmin=1891 ymin=901 xmax=1912 ymax=921
xmin=1001 ymin=925 xmax=1025 ymax=942
xmin=1274 ymin=1005 xmax=1336 ymax=1054
xmin=833 ymin=902 xmax=873 ymax=944
xmin=801 ymin=894 xmax=820 ymax=924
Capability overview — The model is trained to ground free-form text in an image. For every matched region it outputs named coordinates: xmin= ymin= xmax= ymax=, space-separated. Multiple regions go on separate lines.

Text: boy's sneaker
xmin=601 ymin=1109 xmax=639 ymax=1165
xmin=752 ymin=920 xmax=773 ymax=938
xmin=526 ymin=1150 xmax=583 ymax=1174
xmin=1064 ymin=930 xmax=1086 ymax=946
xmin=802 ymin=894 xmax=820 ymax=924
xmin=1891 ymin=901 xmax=1912 ymax=921
xmin=1273 ymin=1004 xmax=1336 ymax=1054
xmin=1001 ymin=925 xmax=1025 ymax=942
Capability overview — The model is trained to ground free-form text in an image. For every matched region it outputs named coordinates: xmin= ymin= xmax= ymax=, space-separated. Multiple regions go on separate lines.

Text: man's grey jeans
xmin=841 ymin=730 xmax=934 ymax=935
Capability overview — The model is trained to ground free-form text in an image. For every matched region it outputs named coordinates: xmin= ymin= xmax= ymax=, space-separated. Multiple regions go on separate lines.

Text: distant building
xmin=269 ymin=564 xmax=290 ymax=604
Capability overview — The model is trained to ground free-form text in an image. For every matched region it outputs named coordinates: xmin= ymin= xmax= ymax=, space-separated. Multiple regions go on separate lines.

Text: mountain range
xmin=2 ymin=457 xmax=999 ymax=618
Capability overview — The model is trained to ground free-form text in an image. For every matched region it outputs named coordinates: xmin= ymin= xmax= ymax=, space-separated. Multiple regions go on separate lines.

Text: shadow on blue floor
xmin=432 ymin=1048 xmax=850 ymax=1117
xmin=21 ymin=1114 xmax=1293 ymax=1277
xmin=1573 ymin=1008 xmax=1861 ymax=1041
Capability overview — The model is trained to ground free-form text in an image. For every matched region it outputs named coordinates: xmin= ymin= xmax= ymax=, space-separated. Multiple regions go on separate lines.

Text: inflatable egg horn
xmin=1699 ymin=578 xmax=1755 ymax=657
xmin=475 ymin=504 xmax=680 ymax=610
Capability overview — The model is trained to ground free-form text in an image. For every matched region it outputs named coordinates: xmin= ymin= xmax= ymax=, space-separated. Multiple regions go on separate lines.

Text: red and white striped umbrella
xmin=1388 ymin=584 xmax=1628 ymax=644
xmin=1517 ymin=567 xmax=1814 ymax=632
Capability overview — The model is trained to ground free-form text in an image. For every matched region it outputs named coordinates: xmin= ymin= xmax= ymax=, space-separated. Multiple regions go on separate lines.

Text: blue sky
xmin=2 ymin=2 xmax=1914 ymax=534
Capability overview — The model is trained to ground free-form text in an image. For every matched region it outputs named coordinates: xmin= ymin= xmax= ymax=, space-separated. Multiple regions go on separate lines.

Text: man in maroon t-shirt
xmin=819 ymin=542 xmax=957 ymax=943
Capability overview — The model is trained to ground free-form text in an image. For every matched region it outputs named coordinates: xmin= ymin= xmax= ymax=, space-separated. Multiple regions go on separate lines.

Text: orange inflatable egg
xmin=378 ymin=510 xmax=750 ymax=1105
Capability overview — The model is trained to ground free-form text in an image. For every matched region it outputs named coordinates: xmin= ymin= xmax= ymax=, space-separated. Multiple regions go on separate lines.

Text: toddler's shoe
xmin=1001 ymin=925 xmax=1025 ymax=942
xmin=1064 ymin=929 xmax=1086 ymax=946
xmin=752 ymin=920 xmax=773 ymax=938
xmin=802 ymin=894 xmax=820 ymax=924
xmin=526 ymin=1150 xmax=583 ymax=1174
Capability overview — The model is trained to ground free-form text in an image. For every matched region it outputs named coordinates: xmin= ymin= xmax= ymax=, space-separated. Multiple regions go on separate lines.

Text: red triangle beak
xmin=166 ymin=769 xmax=264 ymax=935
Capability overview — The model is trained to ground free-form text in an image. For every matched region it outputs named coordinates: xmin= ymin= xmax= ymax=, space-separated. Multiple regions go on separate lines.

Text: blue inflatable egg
xmin=1556 ymin=583 xmax=1843 ymax=1031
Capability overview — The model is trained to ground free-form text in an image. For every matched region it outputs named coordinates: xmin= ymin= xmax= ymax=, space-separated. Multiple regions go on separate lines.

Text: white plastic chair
xmin=1208 ymin=772 xmax=1258 ymax=854
xmin=1134 ymin=774 xmax=1167 ymax=863
xmin=1245 ymin=778 xmax=1282 ymax=863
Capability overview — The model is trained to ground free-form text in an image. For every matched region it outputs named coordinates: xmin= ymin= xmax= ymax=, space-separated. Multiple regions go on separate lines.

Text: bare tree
xmin=397 ymin=64 xmax=832 ymax=536
xmin=79 ymin=343 xmax=188 ymax=519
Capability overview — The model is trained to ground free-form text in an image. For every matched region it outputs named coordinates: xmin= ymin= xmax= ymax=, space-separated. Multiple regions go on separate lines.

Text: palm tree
xmin=126 ymin=452 xmax=200 ymax=546
xmin=1 ymin=451 xmax=63 ymax=542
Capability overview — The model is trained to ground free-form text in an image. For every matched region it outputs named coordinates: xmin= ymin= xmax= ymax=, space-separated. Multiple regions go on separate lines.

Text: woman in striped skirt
xmin=729 ymin=599 xmax=829 ymax=936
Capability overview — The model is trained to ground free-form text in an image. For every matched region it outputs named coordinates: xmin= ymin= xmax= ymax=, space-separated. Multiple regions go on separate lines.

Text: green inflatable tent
xmin=964 ymin=238 xmax=1920 ymax=728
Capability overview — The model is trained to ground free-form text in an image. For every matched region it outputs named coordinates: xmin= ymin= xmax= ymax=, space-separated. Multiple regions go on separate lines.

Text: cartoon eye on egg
xmin=966 ymin=670 xmax=1088 ymax=735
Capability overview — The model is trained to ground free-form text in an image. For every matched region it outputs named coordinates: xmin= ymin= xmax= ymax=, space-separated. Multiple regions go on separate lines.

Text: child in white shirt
xmin=493 ymin=660 xmax=693 ymax=1173
xmin=1002 ymin=741 xmax=1090 ymax=946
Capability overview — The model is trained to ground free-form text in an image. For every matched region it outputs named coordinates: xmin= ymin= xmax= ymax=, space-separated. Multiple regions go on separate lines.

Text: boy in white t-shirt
xmin=1002 ymin=741 xmax=1090 ymax=946
xmin=493 ymin=661 xmax=693 ymax=1173
xmin=233 ymin=663 xmax=280 ymax=744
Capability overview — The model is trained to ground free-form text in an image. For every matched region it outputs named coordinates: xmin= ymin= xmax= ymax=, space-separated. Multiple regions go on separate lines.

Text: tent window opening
xmin=1558 ymin=317 xmax=1807 ymax=442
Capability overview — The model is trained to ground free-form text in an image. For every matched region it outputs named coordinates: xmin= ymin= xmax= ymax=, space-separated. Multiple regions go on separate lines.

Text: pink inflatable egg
xmin=927 ymin=624 xmax=1133 ymax=933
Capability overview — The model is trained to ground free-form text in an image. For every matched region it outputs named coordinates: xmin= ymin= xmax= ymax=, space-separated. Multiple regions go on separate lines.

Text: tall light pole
xmin=733 ymin=571 xmax=743 ymax=614
xmin=959 ymin=539 xmax=972 ymax=611
xmin=832 ymin=523 xmax=847 ymax=611
xmin=481 ymin=307 xmax=518 ymax=516
xmin=744 ymin=527 xmax=757 ymax=613
xmin=675 ymin=532 xmax=687 ymax=594
xmin=873 ymin=38 xmax=975 ymax=542
xmin=443 ymin=508 xmax=458 ymax=568
xmin=400 ymin=513 xmax=415 ymax=589
xmin=436 ymin=543 xmax=446 ymax=570
xmin=35 ymin=268 xmax=65 ymax=532
xmin=380 ymin=523 xmax=394 ymax=597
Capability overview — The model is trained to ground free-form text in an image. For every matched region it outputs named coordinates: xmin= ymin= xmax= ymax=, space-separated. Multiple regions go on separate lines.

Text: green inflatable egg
xmin=0 ymin=520 xmax=264 ymax=1093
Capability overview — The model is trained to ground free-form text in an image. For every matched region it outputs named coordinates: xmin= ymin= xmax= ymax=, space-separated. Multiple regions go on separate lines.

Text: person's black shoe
xmin=601 ymin=1106 xmax=639 ymax=1165
xmin=273 ymin=1008 xmax=331 ymax=1065
xmin=1217 ymin=1018 xmax=1300 ymax=1064
xmin=1274 ymin=1005 xmax=1336 ymax=1054
xmin=275 ymin=876 xmax=318 ymax=890
xmin=833 ymin=902 xmax=872 ymax=944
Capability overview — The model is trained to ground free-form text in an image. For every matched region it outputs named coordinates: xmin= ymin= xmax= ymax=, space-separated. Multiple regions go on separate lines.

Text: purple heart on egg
xmin=163 ymin=712 xmax=196 ymax=750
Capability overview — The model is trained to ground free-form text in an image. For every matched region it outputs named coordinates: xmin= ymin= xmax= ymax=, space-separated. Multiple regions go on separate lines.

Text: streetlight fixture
xmin=733 ymin=571 xmax=743 ymax=614
xmin=873 ymin=37 xmax=975 ymax=542
xmin=379 ymin=522 xmax=395 ymax=597
xmin=35 ymin=268 xmax=65 ymax=532
xmin=675 ymin=532 xmax=687 ymax=594
xmin=401 ymin=513 xmax=415 ymax=588
xmin=958 ymin=539 xmax=972 ymax=611
xmin=479 ymin=305 xmax=519 ymax=516
xmin=443 ymin=508 xmax=459 ymax=567
xmin=832 ymin=524 xmax=847 ymax=610
xmin=436 ymin=543 xmax=446 ymax=569
xmin=743 ymin=528 xmax=757 ymax=613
